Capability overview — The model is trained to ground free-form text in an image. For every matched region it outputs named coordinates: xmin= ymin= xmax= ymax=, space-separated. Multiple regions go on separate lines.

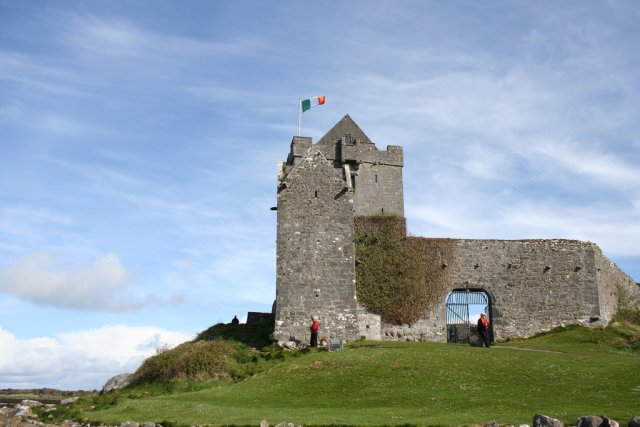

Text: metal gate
xmin=445 ymin=290 xmax=489 ymax=344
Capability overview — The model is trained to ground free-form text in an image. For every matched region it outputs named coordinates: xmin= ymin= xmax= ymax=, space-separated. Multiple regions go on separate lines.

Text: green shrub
xmin=134 ymin=340 xmax=236 ymax=383
xmin=613 ymin=307 xmax=640 ymax=325
xmin=354 ymin=215 xmax=453 ymax=325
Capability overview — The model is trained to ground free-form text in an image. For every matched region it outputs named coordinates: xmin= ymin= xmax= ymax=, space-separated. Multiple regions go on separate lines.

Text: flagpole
xmin=297 ymin=98 xmax=302 ymax=136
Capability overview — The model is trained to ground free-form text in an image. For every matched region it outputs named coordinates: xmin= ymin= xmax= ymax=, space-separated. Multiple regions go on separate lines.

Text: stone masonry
xmin=376 ymin=238 xmax=639 ymax=342
xmin=272 ymin=115 xmax=640 ymax=344
xmin=273 ymin=116 xmax=404 ymax=343
xmin=272 ymin=145 xmax=358 ymax=342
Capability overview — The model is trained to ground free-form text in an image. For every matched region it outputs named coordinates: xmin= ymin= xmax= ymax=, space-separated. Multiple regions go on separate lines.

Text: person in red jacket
xmin=310 ymin=316 xmax=319 ymax=347
xmin=477 ymin=313 xmax=491 ymax=347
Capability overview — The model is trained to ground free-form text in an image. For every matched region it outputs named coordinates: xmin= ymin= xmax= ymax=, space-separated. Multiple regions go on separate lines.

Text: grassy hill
xmin=45 ymin=314 xmax=640 ymax=427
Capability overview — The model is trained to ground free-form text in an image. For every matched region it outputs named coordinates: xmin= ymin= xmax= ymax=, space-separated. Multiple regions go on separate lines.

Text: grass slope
xmin=65 ymin=321 xmax=640 ymax=427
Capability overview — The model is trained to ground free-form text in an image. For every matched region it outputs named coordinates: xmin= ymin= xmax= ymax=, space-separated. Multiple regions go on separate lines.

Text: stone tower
xmin=272 ymin=115 xmax=404 ymax=343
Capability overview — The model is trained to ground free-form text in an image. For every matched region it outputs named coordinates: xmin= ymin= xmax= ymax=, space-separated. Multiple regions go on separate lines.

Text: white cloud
xmin=65 ymin=14 xmax=261 ymax=60
xmin=0 ymin=50 xmax=91 ymax=96
xmin=529 ymin=140 xmax=640 ymax=189
xmin=0 ymin=324 xmax=189 ymax=390
xmin=1 ymin=207 xmax=73 ymax=236
xmin=171 ymin=244 xmax=275 ymax=306
xmin=0 ymin=252 xmax=181 ymax=312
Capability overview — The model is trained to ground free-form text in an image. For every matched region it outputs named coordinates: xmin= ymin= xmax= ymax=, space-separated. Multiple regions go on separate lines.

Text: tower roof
xmin=317 ymin=114 xmax=373 ymax=146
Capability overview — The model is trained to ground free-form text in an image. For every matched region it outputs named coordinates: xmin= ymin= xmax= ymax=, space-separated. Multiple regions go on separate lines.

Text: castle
xmin=271 ymin=115 xmax=640 ymax=344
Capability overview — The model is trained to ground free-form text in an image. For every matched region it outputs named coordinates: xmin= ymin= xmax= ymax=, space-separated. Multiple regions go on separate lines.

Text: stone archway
xmin=445 ymin=289 xmax=491 ymax=344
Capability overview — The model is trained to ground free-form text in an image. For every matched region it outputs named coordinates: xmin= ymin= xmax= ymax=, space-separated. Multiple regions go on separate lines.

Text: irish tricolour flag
xmin=297 ymin=96 xmax=326 ymax=136
xmin=301 ymin=96 xmax=326 ymax=112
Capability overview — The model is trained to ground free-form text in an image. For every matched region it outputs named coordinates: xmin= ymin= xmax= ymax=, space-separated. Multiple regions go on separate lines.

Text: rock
xmin=20 ymin=400 xmax=43 ymax=408
xmin=277 ymin=340 xmax=298 ymax=349
xmin=578 ymin=416 xmax=620 ymax=427
xmin=602 ymin=417 xmax=620 ymax=427
xmin=102 ymin=373 xmax=135 ymax=393
xmin=140 ymin=423 xmax=157 ymax=427
xmin=485 ymin=421 xmax=499 ymax=427
xmin=10 ymin=405 xmax=32 ymax=417
xmin=533 ymin=414 xmax=563 ymax=427
xmin=60 ymin=397 xmax=78 ymax=405
xmin=629 ymin=416 xmax=640 ymax=427
xmin=281 ymin=341 xmax=297 ymax=350
xmin=260 ymin=420 xmax=269 ymax=427
xmin=578 ymin=416 xmax=604 ymax=427
xmin=469 ymin=332 xmax=483 ymax=347
xmin=121 ymin=421 xmax=139 ymax=427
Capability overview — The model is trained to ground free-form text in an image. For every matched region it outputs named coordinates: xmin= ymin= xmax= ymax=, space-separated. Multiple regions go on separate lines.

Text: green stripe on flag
xmin=301 ymin=99 xmax=311 ymax=112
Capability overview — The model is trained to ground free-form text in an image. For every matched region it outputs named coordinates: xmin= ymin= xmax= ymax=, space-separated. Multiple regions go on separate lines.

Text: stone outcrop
xmin=534 ymin=414 xmax=564 ymax=427
xmin=577 ymin=416 xmax=620 ymax=427
xmin=101 ymin=373 xmax=135 ymax=394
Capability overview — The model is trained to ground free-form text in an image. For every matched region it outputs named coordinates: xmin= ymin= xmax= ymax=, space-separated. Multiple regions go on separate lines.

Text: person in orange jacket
xmin=310 ymin=315 xmax=319 ymax=347
xmin=477 ymin=313 xmax=491 ymax=347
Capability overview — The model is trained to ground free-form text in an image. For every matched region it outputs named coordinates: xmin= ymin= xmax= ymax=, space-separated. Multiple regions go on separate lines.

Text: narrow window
xmin=351 ymin=176 xmax=356 ymax=189
xmin=375 ymin=174 xmax=378 ymax=183
xmin=314 ymin=190 xmax=318 ymax=198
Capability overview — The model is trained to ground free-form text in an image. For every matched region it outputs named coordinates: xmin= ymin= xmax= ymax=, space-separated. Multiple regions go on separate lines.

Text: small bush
xmin=613 ymin=308 xmax=640 ymax=325
xmin=134 ymin=340 xmax=236 ymax=383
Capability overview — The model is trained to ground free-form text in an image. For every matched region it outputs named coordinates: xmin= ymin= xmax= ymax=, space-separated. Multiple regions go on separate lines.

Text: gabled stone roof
xmin=317 ymin=114 xmax=373 ymax=146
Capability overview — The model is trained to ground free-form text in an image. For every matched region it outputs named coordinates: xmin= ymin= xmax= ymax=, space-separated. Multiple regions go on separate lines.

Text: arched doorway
xmin=445 ymin=289 xmax=491 ymax=344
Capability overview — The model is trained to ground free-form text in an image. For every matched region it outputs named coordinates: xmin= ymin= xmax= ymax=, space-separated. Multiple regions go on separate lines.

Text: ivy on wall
xmin=354 ymin=215 xmax=454 ymax=325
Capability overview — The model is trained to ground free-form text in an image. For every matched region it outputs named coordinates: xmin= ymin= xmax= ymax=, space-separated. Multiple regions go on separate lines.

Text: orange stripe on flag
xmin=318 ymin=96 xmax=326 ymax=105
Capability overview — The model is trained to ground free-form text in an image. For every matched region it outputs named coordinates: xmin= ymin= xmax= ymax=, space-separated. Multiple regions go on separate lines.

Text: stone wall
xmin=356 ymin=304 xmax=382 ymax=340
xmin=378 ymin=238 xmax=639 ymax=342
xmin=273 ymin=147 xmax=358 ymax=343
xmin=594 ymin=247 xmax=640 ymax=322
xmin=350 ymin=161 xmax=404 ymax=216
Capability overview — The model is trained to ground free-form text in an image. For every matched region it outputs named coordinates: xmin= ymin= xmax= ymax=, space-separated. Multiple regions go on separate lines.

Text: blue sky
xmin=1 ymin=1 xmax=639 ymax=390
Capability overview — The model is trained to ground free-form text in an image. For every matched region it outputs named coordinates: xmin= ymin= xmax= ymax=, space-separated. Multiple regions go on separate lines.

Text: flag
xmin=301 ymin=96 xmax=326 ymax=112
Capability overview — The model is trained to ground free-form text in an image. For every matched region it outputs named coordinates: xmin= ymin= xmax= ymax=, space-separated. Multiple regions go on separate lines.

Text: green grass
xmin=62 ymin=323 xmax=640 ymax=427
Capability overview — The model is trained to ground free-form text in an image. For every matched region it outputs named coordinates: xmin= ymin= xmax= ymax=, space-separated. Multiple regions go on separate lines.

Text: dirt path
xmin=493 ymin=345 xmax=564 ymax=354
